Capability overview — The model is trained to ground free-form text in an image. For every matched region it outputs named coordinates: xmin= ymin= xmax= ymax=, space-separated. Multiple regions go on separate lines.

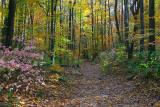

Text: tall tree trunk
xmin=148 ymin=0 xmax=155 ymax=58
xmin=68 ymin=0 xmax=72 ymax=50
xmin=140 ymin=0 xmax=145 ymax=53
xmin=71 ymin=0 xmax=76 ymax=50
xmin=59 ymin=0 xmax=63 ymax=64
xmin=108 ymin=0 xmax=111 ymax=49
xmin=120 ymin=0 xmax=124 ymax=42
xmin=96 ymin=12 xmax=99 ymax=50
xmin=46 ymin=0 xmax=50 ymax=50
xmin=50 ymin=0 xmax=58 ymax=63
xmin=22 ymin=4 xmax=27 ymax=48
xmin=78 ymin=6 xmax=82 ymax=65
xmin=1 ymin=0 xmax=5 ymax=25
xmin=4 ymin=0 xmax=16 ymax=47
xmin=104 ymin=0 xmax=107 ymax=49
xmin=91 ymin=0 xmax=95 ymax=59
xmin=101 ymin=11 xmax=104 ymax=50
xmin=29 ymin=4 xmax=34 ymax=39
xmin=114 ymin=0 xmax=121 ymax=42
xmin=129 ymin=0 xmax=140 ymax=59
xmin=124 ymin=0 xmax=130 ymax=57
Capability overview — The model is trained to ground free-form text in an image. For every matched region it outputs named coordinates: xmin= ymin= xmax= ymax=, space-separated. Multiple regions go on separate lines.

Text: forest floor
xmin=1 ymin=61 xmax=160 ymax=107
xmin=35 ymin=61 xmax=160 ymax=107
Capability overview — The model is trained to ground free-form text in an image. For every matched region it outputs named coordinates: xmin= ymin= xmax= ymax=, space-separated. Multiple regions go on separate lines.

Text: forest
xmin=0 ymin=0 xmax=160 ymax=106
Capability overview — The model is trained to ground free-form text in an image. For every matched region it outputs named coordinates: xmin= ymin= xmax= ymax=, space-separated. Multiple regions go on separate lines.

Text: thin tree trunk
xmin=71 ymin=0 xmax=76 ymax=50
xmin=140 ymin=0 xmax=145 ymax=53
xmin=120 ymin=0 xmax=124 ymax=42
xmin=50 ymin=0 xmax=58 ymax=63
xmin=104 ymin=0 xmax=107 ymax=49
xmin=78 ymin=6 xmax=82 ymax=65
xmin=108 ymin=0 xmax=111 ymax=49
xmin=91 ymin=0 xmax=95 ymax=59
xmin=148 ymin=0 xmax=155 ymax=58
xmin=124 ymin=0 xmax=130 ymax=57
xmin=101 ymin=11 xmax=104 ymax=50
xmin=68 ymin=0 xmax=72 ymax=50
xmin=114 ymin=0 xmax=121 ymax=42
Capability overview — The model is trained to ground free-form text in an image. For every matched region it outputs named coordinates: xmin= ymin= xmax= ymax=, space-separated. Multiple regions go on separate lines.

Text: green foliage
xmin=115 ymin=46 xmax=126 ymax=63
xmin=100 ymin=46 xmax=160 ymax=79
xmin=58 ymin=76 xmax=67 ymax=82
xmin=0 ymin=87 xmax=20 ymax=107
xmin=0 ymin=86 xmax=3 ymax=96
xmin=0 ymin=68 xmax=9 ymax=74
xmin=74 ymin=59 xmax=84 ymax=65
xmin=39 ymin=54 xmax=52 ymax=67
xmin=49 ymin=64 xmax=64 ymax=74
xmin=100 ymin=46 xmax=126 ymax=74
xmin=99 ymin=52 xmax=113 ymax=74
xmin=126 ymin=52 xmax=160 ymax=79
xmin=7 ymin=88 xmax=14 ymax=106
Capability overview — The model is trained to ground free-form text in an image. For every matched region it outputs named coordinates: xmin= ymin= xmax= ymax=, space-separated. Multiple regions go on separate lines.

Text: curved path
xmin=38 ymin=62 xmax=159 ymax=107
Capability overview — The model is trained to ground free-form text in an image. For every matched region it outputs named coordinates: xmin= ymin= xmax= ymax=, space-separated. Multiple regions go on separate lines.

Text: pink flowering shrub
xmin=0 ymin=44 xmax=46 ymax=95
xmin=0 ymin=59 xmax=32 ymax=72
xmin=0 ymin=48 xmax=42 ymax=60
xmin=0 ymin=45 xmax=43 ymax=72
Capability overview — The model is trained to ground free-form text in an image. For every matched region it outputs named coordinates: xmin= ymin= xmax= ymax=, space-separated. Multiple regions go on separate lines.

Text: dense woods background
xmin=0 ymin=0 xmax=160 ymax=106
xmin=1 ymin=0 xmax=160 ymax=60
xmin=1 ymin=0 xmax=160 ymax=62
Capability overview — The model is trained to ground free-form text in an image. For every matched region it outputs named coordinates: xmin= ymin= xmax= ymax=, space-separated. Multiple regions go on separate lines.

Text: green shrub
xmin=99 ymin=45 xmax=160 ymax=79
xmin=126 ymin=52 xmax=160 ymax=79
xmin=99 ymin=46 xmax=126 ymax=74
xmin=39 ymin=54 xmax=52 ymax=67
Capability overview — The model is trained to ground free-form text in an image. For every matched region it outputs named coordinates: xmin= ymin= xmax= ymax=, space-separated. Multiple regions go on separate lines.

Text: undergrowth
xmin=100 ymin=46 xmax=160 ymax=80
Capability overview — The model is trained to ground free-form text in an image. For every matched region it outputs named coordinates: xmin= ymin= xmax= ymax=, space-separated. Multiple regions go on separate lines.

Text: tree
xmin=68 ymin=0 xmax=76 ymax=50
xmin=91 ymin=0 xmax=95 ymax=59
xmin=140 ymin=0 xmax=145 ymax=53
xmin=50 ymin=0 xmax=58 ymax=63
xmin=124 ymin=0 xmax=130 ymax=58
xmin=4 ymin=0 xmax=17 ymax=47
xmin=120 ymin=0 xmax=124 ymax=42
xmin=108 ymin=0 xmax=113 ymax=48
xmin=129 ymin=0 xmax=140 ymax=59
xmin=114 ymin=0 xmax=121 ymax=42
xmin=148 ymin=0 xmax=155 ymax=58
xmin=78 ymin=1 xmax=82 ymax=63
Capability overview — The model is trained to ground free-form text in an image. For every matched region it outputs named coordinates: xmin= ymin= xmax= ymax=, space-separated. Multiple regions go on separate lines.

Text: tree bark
xmin=114 ymin=0 xmax=121 ymax=42
xmin=129 ymin=0 xmax=140 ymax=59
xmin=4 ymin=0 xmax=17 ymax=47
xmin=124 ymin=0 xmax=130 ymax=57
xmin=140 ymin=0 xmax=145 ymax=53
xmin=50 ymin=0 xmax=58 ymax=63
xmin=148 ymin=0 xmax=155 ymax=58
